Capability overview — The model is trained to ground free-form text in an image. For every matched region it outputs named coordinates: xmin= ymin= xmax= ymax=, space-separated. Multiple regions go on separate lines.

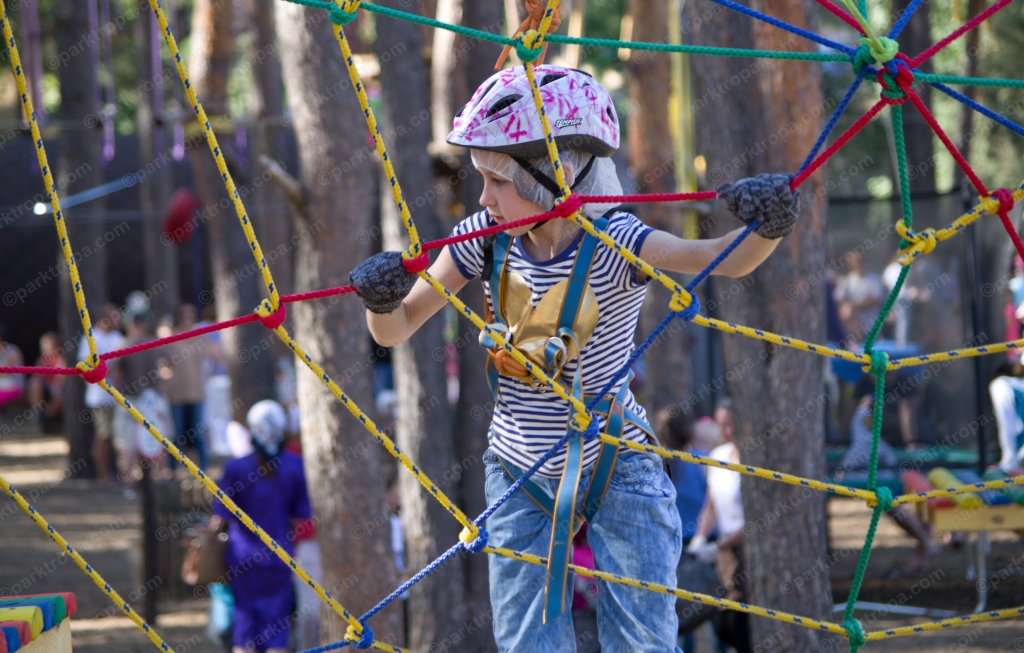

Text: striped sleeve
xmin=604 ymin=213 xmax=654 ymax=290
xmin=446 ymin=211 xmax=491 ymax=280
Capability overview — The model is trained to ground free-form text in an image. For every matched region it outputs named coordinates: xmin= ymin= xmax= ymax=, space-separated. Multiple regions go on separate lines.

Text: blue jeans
xmin=484 ymin=447 xmax=683 ymax=653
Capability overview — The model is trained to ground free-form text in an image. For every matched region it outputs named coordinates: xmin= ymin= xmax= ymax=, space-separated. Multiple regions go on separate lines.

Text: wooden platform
xmin=917 ymin=502 xmax=1024 ymax=532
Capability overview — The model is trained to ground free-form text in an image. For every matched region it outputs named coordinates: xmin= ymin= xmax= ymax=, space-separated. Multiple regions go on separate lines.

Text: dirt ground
xmin=2 ymin=416 xmax=1024 ymax=652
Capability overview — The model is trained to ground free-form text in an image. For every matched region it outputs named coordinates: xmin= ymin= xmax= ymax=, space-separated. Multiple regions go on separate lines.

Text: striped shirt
xmin=449 ymin=209 xmax=654 ymax=478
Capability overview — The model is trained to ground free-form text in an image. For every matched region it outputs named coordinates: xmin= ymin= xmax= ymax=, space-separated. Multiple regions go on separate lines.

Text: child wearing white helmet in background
xmin=351 ymin=64 xmax=799 ymax=652
xmin=210 ymin=400 xmax=312 ymax=653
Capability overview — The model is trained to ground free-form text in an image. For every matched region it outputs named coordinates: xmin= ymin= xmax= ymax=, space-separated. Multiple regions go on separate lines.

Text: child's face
xmin=478 ymin=168 xmax=547 ymax=237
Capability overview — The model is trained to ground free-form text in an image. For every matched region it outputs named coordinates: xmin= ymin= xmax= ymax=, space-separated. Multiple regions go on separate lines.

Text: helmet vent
xmin=485 ymin=94 xmax=523 ymax=120
xmin=539 ymin=73 xmax=568 ymax=87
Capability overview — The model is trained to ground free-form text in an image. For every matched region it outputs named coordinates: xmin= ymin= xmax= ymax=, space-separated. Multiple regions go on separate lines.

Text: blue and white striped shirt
xmin=449 ymin=210 xmax=654 ymax=478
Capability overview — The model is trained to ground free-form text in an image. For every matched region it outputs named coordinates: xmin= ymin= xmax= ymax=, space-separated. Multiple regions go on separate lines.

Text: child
xmin=351 ymin=64 xmax=798 ymax=652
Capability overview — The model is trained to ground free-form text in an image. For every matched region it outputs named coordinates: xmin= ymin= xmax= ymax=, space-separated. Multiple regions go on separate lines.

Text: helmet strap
xmin=511 ymin=155 xmax=596 ymax=231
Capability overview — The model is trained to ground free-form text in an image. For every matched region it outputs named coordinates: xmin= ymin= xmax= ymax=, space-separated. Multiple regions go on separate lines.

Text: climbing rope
xmin=3 ymin=0 xmax=1024 ymax=649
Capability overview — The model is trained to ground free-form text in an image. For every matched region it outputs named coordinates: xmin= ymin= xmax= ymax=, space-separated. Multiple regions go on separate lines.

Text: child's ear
xmin=563 ymin=159 xmax=575 ymax=187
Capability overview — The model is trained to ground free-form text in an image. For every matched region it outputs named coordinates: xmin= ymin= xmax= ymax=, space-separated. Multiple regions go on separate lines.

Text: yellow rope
xmin=329 ymin=2 xmax=423 ymax=259
xmin=897 ymin=187 xmax=1024 ymax=265
xmin=0 ymin=5 xmax=99 ymax=363
xmin=891 ymin=474 xmax=1024 ymax=507
xmin=864 ymin=606 xmax=1024 ymax=640
xmin=598 ymin=436 xmax=881 ymax=502
xmin=0 ymin=475 xmax=173 ymax=651
xmin=483 ymin=545 xmax=851 ymax=636
xmin=261 ymin=314 xmax=483 ymax=534
xmin=145 ymin=0 xmax=281 ymax=310
xmin=886 ymin=337 xmax=1024 ymax=369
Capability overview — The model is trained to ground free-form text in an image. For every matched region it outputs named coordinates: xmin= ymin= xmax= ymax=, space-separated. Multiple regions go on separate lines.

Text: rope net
xmin=1 ymin=0 xmax=1023 ymax=650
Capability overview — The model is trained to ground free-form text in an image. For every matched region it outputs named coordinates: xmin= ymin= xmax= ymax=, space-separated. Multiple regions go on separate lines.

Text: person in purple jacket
xmin=209 ymin=400 xmax=312 ymax=653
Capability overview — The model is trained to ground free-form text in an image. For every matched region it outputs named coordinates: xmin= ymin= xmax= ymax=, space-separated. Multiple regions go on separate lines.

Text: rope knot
xmin=401 ymin=252 xmax=429 ymax=273
xmin=77 ymin=360 xmax=108 ymax=385
xmin=851 ymin=44 xmax=875 ymax=76
xmin=256 ymin=300 xmax=287 ymax=330
xmin=991 ymin=188 xmax=1016 ymax=215
xmin=516 ymin=29 xmax=544 ymax=63
xmin=554 ymin=193 xmax=584 ymax=218
xmin=345 ymin=623 xmax=374 ymax=649
xmin=894 ymin=222 xmax=936 ymax=264
xmin=670 ymin=292 xmax=701 ymax=321
xmin=878 ymin=72 xmax=907 ymax=104
xmin=459 ymin=526 xmax=489 ymax=553
xmin=576 ymin=415 xmax=601 ymax=440
xmin=494 ymin=0 xmax=561 ymax=69
xmin=868 ymin=350 xmax=889 ymax=376
xmin=328 ymin=1 xmax=359 ymax=25
xmin=872 ymin=486 xmax=893 ymax=512
xmin=844 ymin=616 xmax=866 ymax=651
xmin=862 ymin=35 xmax=899 ymax=65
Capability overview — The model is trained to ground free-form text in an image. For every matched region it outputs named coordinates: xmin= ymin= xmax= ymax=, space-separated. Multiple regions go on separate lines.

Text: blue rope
xmin=360 ymin=540 xmax=465 ymax=622
xmin=928 ymin=81 xmax=1024 ymax=139
xmin=704 ymin=0 xmax=856 ymax=55
xmin=797 ymin=73 xmax=867 ymax=175
xmin=683 ymin=221 xmax=760 ymax=292
xmin=889 ymin=0 xmax=925 ymax=38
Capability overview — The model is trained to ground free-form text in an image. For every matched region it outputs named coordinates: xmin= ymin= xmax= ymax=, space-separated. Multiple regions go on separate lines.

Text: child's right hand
xmin=349 ymin=251 xmax=418 ymax=314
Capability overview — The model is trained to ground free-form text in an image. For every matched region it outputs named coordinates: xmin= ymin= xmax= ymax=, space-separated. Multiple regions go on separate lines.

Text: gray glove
xmin=349 ymin=251 xmax=417 ymax=314
xmin=716 ymin=173 xmax=800 ymax=239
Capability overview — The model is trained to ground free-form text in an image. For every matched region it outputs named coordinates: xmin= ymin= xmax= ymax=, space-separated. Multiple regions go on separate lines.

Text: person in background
xmin=284 ymin=429 xmax=320 ymax=650
xmin=117 ymin=294 xmax=173 ymax=473
xmin=656 ymin=406 xmax=706 ymax=544
xmin=989 ymin=362 xmax=1024 ymax=474
xmin=77 ymin=304 xmax=126 ymax=485
xmin=687 ymin=399 xmax=751 ymax=653
xmin=27 ymin=332 xmax=66 ymax=432
xmin=210 ymin=400 xmax=312 ymax=653
xmin=164 ymin=304 xmax=208 ymax=471
xmin=853 ymin=370 xmax=919 ymax=449
xmin=838 ymin=380 xmax=940 ymax=575
xmin=0 ymin=323 xmax=26 ymax=413
xmin=833 ymin=254 xmax=885 ymax=346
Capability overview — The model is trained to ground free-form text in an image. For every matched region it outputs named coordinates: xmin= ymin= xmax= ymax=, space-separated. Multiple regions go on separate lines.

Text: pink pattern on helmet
xmin=446 ymin=65 xmax=619 ymax=157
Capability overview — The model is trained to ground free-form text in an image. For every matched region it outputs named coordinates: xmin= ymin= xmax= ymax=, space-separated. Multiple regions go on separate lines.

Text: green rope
xmin=863 ymin=103 xmax=912 ymax=352
xmin=915 ymin=73 xmax=1024 ymax=89
xmin=842 ymin=104 xmax=917 ymax=651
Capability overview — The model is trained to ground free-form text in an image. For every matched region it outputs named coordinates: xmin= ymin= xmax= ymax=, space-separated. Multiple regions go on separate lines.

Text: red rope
xmin=899 ymin=80 xmax=1024 ymax=261
xmin=0 ymin=366 xmax=80 ymax=375
xmin=282 ymin=286 xmax=358 ymax=303
xmin=790 ymin=98 xmax=887 ymax=189
xmin=900 ymin=81 xmax=988 ymax=196
xmin=423 ymin=201 xmax=580 ymax=252
xmin=813 ymin=0 xmax=867 ymax=35
xmin=908 ymin=0 xmax=1014 ymax=68
xmin=100 ymin=313 xmax=261 ymax=361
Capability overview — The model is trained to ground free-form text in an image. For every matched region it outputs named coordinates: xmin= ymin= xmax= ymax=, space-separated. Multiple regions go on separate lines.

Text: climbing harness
xmin=478 ymin=209 xmax=658 ymax=622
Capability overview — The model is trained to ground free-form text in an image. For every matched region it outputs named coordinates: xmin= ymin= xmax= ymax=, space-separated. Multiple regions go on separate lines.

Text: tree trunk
xmin=276 ymin=5 xmax=404 ymax=645
xmin=137 ymin=11 xmax=180 ymax=318
xmin=453 ymin=2 xmax=505 ymax=649
xmin=246 ymin=0 xmax=294 ymax=299
xmin=55 ymin=0 xmax=108 ymax=478
xmin=892 ymin=0 xmax=935 ymax=193
xmin=431 ymin=0 xmax=463 ymax=146
xmin=687 ymin=0 xmax=832 ymax=649
xmin=626 ymin=0 xmax=693 ymax=415
xmin=187 ymin=0 xmax=276 ymax=420
xmin=374 ymin=3 xmax=471 ymax=648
